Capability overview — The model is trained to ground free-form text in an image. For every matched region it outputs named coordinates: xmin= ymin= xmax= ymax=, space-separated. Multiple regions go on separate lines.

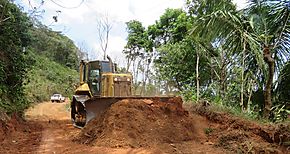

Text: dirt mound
xmin=74 ymin=97 xmax=196 ymax=148
xmin=191 ymin=103 xmax=290 ymax=153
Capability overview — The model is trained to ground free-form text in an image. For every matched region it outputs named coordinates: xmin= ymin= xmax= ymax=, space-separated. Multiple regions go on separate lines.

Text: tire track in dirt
xmin=25 ymin=101 xmax=71 ymax=153
xmin=38 ymin=129 xmax=56 ymax=153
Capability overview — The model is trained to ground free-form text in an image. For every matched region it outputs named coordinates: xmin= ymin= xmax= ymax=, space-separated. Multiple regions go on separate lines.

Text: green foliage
xmin=186 ymin=0 xmax=236 ymax=17
xmin=270 ymin=104 xmax=290 ymax=123
xmin=188 ymin=0 xmax=290 ymax=117
xmin=125 ymin=20 xmax=148 ymax=51
xmin=273 ymin=61 xmax=290 ymax=122
xmin=0 ymin=0 xmax=33 ymax=114
xmin=276 ymin=61 xmax=290 ymax=103
xmin=204 ymin=127 xmax=213 ymax=135
xmin=24 ymin=53 xmax=78 ymax=103
xmin=124 ymin=20 xmax=153 ymax=64
xmin=148 ymin=8 xmax=191 ymax=46
xmin=179 ymin=82 xmax=197 ymax=101
xmin=124 ymin=0 xmax=290 ymax=120
xmin=0 ymin=0 xmax=80 ymax=115
xmin=155 ymin=40 xmax=196 ymax=90
xmin=29 ymin=26 xmax=79 ymax=69
xmin=205 ymin=101 xmax=263 ymax=123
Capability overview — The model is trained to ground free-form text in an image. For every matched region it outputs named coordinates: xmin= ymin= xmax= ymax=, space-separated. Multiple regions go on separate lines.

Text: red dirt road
xmin=4 ymin=100 xmax=287 ymax=154
xmin=24 ymin=102 xmax=158 ymax=154
xmin=1 ymin=101 xmax=227 ymax=154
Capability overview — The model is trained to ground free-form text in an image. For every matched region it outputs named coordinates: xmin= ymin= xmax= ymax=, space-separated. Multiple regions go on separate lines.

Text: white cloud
xmin=107 ymin=35 xmax=128 ymax=67
xmin=232 ymin=0 xmax=248 ymax=10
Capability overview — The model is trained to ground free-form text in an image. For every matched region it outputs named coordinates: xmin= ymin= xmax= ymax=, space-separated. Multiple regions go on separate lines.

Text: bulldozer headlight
xmin=114 ymin=78 xmax=118 ymax=81
xmin=127 ymin=78 xmax=130 ymax=82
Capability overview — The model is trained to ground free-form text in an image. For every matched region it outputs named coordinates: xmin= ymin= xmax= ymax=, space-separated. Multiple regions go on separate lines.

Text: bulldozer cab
xmin=88 ymin=63 xmax=101 ymax=96
xmin=80 ymin=60 xmax=114 ymax=96
xmin=78 ymin=58 xmax=132 ymax=97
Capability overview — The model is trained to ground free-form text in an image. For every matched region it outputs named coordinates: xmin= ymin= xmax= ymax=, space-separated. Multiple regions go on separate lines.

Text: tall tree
xmin=124 ymin=20 xmax=151 ymax=94
xmin=250 ymin=0 xmax=290 ymax=117
xmin=190 ymin=0 xmax=290 ymax=117
xmin=148 ymin=8 xmax=189 ymax=46
xmin=148 ymin=9 xmax=197 ymax=95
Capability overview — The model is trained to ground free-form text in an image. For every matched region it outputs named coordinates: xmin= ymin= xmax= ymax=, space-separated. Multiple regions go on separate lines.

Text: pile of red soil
xmin=74 ymin=97 xmax=196 ymax=148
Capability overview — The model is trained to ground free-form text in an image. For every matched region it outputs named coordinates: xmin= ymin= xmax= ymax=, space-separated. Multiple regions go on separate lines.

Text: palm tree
xmin=248 ymin=0 xmax=290 ymax=117
xmin=191 ymin=0 xmax=290 ymax=117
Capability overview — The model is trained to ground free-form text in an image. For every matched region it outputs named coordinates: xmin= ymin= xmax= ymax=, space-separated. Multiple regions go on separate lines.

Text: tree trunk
xmin=126 ymin=56 xmax=131 ymax=72
xmin=134 ymin=59 xmax=141 ymax=95
xmin=241 ymin=41 xmax=246 ymax=112
xmin=196 ymin=51 xmax=200 ymax=101
xmin=247 ymin=79 xmax=254 ymax=113
xmin=140 ymin=57 xmax=151 ymax=96
xmin=220 ymin=49 xmax=226 ymax=99
xmin=263 ymin=45 xmax=275 ymax=118
xmin=210 ymin=58 xmax=214 ymax=84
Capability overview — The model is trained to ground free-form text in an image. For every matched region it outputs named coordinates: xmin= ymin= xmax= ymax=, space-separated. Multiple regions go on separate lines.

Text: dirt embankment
xmin=0 ymin=110 xmax=42 ymax=153
xmin=191 ymin=103 xmax=290 ymax=153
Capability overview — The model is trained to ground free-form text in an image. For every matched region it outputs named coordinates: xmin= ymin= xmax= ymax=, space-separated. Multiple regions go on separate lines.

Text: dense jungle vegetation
xmin=0 ymin=0 xmax=79 ymax=114
xmin=124 ymin=0 xmax=290 ymax=122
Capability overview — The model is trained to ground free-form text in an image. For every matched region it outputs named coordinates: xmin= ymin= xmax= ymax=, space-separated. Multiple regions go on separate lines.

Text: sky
xmin=16 ymin=0 xmax=248 ymax=67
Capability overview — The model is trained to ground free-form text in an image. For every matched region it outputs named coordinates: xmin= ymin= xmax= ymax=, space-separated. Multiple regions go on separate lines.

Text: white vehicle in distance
xmin=50 ymin=94 xmax=65 ymax=103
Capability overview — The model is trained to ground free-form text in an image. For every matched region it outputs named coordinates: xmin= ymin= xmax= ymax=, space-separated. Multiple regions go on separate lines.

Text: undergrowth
xmin=24 ymin=54 xmax=79 ymax=103
xmin=185 ymin=100 xmax=274 ymax=124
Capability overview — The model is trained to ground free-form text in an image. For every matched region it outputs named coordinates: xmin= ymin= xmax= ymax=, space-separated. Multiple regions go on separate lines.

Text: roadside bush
xmin=0 ymin=0 xmax=33 ymax=114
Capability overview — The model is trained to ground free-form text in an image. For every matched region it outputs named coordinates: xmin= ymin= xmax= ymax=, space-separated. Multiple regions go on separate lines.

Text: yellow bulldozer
xmin=71 ymin=56 xmax=173 ymax=127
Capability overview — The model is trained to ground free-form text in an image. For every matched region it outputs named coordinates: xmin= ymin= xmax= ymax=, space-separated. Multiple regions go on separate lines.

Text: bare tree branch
xmin=96 ymin=14 xmax=112 ymax=60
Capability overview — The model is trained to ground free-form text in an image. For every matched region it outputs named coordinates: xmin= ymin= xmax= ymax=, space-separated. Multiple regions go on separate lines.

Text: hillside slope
xmin=24 ymin=54 xmax=79 ymax=103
